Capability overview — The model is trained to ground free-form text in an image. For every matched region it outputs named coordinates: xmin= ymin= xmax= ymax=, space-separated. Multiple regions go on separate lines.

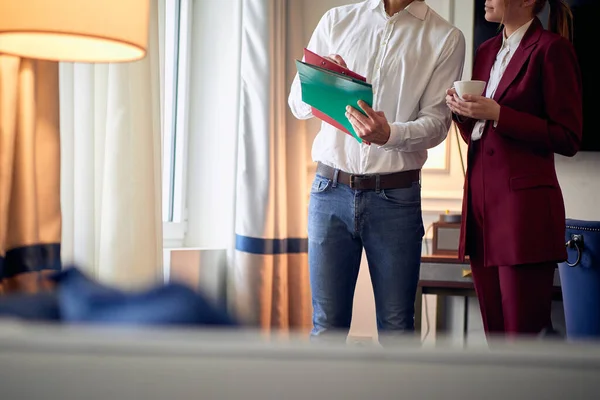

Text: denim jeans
xmin=308 ymin=172 xmax=424 ymax=341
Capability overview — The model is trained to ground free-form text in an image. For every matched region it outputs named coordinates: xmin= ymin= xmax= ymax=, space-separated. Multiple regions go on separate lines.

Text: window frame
xmin=162 ymin=0 xmax=193 ymax=248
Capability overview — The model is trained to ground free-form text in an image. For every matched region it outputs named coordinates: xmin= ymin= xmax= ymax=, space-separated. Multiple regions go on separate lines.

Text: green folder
xmin=295 ymin=60 xmax=373 ymax=143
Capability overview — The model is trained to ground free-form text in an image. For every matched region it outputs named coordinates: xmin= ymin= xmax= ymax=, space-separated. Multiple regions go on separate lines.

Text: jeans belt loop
xmin=332 ymin=168 xmax=339 ymax=188
xmin=375 ymin=174 xmax=381 ymax=193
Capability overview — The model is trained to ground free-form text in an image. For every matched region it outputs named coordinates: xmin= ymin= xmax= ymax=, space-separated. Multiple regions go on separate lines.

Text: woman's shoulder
xmin=472 ymin=34 xmax=502 ymax=62
xmin=478 ymin=34 xmax=502 ymax=52
xmin=536 ymin=29 xmax=575 ymax=54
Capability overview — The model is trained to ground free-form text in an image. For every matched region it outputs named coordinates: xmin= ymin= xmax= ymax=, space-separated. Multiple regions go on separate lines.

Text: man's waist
xmin=316 ymin=162 xmax=420 ymax=190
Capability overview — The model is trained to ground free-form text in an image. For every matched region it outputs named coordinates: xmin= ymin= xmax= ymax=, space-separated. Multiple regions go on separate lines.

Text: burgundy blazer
xmin=455 ymin=18 xmax=583 ymax=267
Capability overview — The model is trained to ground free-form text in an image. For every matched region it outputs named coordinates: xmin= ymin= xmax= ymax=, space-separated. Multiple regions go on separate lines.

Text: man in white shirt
xmin=288 ymin=0 xmax=465 ymax=341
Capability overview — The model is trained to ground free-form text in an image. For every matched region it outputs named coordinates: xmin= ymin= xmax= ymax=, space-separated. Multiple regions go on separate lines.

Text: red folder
xmin=303 ymin=48 xmax=370 ymax=144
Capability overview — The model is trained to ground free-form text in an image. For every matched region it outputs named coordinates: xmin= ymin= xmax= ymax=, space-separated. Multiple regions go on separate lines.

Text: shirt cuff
xmin=378 ymin=123 xmax=403 ymax=150
xmin=296 ymin=100 xmax=313 ymax=118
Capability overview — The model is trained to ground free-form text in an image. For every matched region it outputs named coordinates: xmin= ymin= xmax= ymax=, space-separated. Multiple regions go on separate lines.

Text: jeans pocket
xmin=311 ymin=175 xmax=332 ymax=194
xmin=379 ymin=182 xmax=421 ymax=206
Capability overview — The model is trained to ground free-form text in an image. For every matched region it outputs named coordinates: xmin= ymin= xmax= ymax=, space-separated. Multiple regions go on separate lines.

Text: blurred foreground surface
xmin=1 ymin=321 xmax=599 ymax=400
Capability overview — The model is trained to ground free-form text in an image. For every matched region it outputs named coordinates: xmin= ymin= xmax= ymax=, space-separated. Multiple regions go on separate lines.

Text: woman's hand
xmin=447 ymin=90 xmax=501 ymax=122
xmin=445 ymin=87 xmax=458 ymax=107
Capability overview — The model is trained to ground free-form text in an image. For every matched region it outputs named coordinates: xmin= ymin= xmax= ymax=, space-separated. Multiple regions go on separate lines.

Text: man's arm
xmin=380 ymin=29 xmax=466 ymax=152
xmin=288 ymin=11 xmax=332 ymax=120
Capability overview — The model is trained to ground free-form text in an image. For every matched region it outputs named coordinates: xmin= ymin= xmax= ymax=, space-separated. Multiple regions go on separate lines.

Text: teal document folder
xmin=295 ymin=60 xmax=373 ymax=143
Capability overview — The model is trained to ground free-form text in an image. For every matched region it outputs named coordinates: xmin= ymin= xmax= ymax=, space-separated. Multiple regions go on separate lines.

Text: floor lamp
xmin=0 ymin=0 xmax=150 ymax=292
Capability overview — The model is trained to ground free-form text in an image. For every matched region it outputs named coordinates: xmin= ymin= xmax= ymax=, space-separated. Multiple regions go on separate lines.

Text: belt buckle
xmin=349 ymin=174 xmax=367 ymax=189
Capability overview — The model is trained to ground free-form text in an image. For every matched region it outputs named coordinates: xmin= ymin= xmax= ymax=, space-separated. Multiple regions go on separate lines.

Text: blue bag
xmin=559 ymin=219 xmax=600 ymax=339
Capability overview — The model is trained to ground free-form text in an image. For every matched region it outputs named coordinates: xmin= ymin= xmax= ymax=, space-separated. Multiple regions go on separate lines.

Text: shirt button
xmin=487 ymin=149 xmax=495 ymax=156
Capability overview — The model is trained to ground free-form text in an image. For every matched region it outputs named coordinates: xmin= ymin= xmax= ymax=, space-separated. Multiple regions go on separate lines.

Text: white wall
xmin=557 ymin=153 xmax=600 ymax=221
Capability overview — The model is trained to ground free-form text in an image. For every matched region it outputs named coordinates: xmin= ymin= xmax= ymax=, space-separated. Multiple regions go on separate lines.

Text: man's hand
xmin=446 ymin=91 xmax=501 ymax=122
xmin=345 ymin=100 xmax=391 ymax=146
xmin=323 ymin=54 xmax=347 ymax=68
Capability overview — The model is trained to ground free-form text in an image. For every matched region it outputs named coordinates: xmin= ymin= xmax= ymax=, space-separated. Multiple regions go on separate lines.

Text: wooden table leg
xmin=414 ymin=286 xmax=423 ymax=333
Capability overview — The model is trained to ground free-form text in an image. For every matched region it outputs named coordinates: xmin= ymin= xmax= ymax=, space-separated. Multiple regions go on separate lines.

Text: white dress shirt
xmin=471 ymin=19 xmax=533 ymax=141
xmin=288 ymin=0 xmax=465 ymax=174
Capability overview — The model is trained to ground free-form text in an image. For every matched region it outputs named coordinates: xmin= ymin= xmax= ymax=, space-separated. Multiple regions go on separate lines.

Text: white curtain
xmin=58 ymin=0 xmax=163 ymax=288
xmin=232 ymin=0 xmax=312 ymax=331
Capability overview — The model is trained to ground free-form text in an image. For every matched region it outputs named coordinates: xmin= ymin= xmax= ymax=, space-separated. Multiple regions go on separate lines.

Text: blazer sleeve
xmin=451 ymin=43 xmax=484 ymax=145
xmin=493 ymin=37 xmax=583 ymax=156
xmin=452 ymin=114 xmax=475 ymax=144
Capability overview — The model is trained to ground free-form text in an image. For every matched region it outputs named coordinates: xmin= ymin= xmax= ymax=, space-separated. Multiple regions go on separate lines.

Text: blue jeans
xmin=308 ymin=173 xmax=424 ymax=341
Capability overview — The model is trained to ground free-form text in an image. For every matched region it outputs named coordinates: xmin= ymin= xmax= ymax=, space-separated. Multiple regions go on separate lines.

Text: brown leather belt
xmin=316 ymin=162 xmax=420 ymax=190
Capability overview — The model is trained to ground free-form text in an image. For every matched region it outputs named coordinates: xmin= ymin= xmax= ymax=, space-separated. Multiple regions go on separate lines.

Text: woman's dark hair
xmin=533 ymin=0 xmax=574 ymax=41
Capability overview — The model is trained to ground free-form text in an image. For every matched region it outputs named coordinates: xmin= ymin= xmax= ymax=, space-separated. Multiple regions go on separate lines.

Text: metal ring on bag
xmin=565 ymin=235 xmax=584 ymax=267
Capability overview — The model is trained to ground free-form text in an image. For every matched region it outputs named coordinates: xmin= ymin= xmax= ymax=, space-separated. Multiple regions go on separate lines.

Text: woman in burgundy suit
xmin=446 ymin=0 xmax=583 ymax=337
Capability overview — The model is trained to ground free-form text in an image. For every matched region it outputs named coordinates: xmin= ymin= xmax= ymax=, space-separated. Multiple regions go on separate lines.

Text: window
xmin=162 ymin=0 xmax=192 ymax=247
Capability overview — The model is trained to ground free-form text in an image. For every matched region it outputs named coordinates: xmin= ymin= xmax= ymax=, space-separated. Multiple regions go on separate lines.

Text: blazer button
xmin=486 ymin=149 xmax=495 ymax=156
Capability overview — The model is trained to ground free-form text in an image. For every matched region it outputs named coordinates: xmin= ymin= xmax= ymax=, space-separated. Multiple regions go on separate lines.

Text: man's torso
xmin=311 ymin=0 xmax=457 ymax=174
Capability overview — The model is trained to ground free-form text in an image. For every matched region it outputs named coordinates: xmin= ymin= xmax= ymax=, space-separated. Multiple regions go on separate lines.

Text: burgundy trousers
xmin=469 ymin=254 xmax=555 ymax=336
xmin=467 ymin=143 xmax=555 ymax=337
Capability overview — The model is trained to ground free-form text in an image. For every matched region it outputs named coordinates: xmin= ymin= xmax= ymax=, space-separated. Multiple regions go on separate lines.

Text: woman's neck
xmin=504 ymin=16 xmax=534 ymax=37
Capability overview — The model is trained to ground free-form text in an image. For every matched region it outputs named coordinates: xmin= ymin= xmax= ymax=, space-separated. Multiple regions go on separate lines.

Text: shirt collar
xmin=368 ymin=0 xmax=428 ymax=21
xmin=502 ymin=19 xmax=534 ymax=50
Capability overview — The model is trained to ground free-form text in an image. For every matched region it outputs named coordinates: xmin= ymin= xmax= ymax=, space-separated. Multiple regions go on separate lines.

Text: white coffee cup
xmin=453 ymin=80 xmax=486 ymax=99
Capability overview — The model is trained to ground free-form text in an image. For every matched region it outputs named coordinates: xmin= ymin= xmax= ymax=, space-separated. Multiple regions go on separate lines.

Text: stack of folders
xmin=295 ymin=49 xmax=373 ymax=144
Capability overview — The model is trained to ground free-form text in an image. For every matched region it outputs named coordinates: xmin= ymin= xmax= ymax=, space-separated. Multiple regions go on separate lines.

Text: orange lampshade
xmin=0 ymin=0 xmax=149 ymax=62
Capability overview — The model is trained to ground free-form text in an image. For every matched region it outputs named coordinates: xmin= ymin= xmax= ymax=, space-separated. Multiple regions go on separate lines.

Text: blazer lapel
xmin=493 ymin=18 xmax=543 ymax=102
